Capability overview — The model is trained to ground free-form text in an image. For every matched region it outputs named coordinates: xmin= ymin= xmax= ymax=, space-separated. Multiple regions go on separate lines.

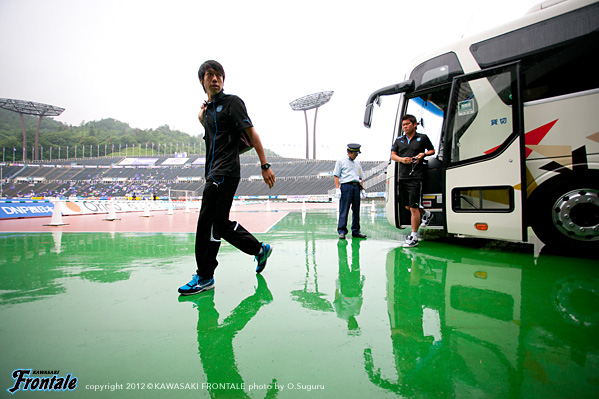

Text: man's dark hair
xmin=198 ymin=60 xmax=225 ymax=92
xmin=401 ymin=114 xmax=417 ymax=124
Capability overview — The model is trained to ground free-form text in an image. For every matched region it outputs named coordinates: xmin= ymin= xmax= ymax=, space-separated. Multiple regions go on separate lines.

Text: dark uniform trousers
xmin=337 ymin=182 xmax=361 ymax=235
xmin=195 ymin=176 xmax=261 ymax=278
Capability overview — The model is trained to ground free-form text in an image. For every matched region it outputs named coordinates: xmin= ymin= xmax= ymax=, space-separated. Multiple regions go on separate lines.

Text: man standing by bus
xmin=391 ymin=115 xmax=435 ymax=247
xmin=334 ymin=143 xmax=367 ymax=239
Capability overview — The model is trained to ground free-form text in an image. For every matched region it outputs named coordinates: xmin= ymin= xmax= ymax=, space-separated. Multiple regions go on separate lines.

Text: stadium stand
xmin=1 ymin=155 xmax=387 ymax=199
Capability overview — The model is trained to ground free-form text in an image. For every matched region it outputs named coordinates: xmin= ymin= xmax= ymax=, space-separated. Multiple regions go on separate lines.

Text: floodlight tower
xmin=0 ymin=98 xmax=65 ymax=161
xmin=290 ymin=91 xmax=333 ymax=160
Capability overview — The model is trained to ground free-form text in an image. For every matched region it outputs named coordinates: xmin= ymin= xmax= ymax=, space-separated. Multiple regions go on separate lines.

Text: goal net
xmin=168 ymin=189 xmax=199 ymax=200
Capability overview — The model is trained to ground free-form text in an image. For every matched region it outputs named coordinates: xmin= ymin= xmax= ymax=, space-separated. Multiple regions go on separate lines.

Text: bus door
xmin=443 ymin=63 xmax=526 ymax=242
xmin=396 ymin=94 xmax=448 ymax=229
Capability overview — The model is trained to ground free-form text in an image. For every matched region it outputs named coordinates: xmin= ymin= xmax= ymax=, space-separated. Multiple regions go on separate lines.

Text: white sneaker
xmin=420 ymin=211 xmax=432 ymax=227
xmin=403 ymin=235 xmax=419 ymax=248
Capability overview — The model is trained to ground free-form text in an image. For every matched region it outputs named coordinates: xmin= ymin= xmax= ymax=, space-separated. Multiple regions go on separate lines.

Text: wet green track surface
xmin=1 ymin=209 xmax=598 ymax=398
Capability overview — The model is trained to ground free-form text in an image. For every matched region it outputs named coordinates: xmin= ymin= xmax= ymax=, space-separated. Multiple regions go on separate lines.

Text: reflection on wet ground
xmin=1 ymin=209 xmax=597 ymax=398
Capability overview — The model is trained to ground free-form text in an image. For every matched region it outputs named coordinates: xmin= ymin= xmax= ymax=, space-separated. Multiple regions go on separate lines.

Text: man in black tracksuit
xmin=178 ymin=60 xmax=275 ymax=295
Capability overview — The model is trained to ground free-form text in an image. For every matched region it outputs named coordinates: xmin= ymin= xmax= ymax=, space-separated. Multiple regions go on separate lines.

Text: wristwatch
xmin=261 ymin=163 xmax=271 ymax=170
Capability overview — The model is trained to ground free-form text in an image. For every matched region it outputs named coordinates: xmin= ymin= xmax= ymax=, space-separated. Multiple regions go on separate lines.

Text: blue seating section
xmin=2 ymin=155 xmax=386 ymax=198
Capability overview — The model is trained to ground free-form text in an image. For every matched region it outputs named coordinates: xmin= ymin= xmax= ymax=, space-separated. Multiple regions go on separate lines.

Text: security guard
xmin=334 ymin=143 xmax=367 ymax=239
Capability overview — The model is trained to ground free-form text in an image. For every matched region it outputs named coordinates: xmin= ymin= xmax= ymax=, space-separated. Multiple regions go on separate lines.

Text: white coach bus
xmin=364 ymin=0 xmax=599 ymax=251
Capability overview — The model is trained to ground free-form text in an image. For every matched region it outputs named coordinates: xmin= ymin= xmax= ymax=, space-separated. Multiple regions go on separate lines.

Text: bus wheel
xmin=532 ymin=181 xmax=599 ymax=250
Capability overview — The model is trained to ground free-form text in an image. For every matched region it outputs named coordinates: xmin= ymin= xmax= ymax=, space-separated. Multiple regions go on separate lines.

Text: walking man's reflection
xmin=179 ymin=275 xmax=278 ymax=398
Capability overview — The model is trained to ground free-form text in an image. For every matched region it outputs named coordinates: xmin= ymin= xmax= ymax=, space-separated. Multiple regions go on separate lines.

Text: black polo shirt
xmin=391 ymin=132 xmax=434 ymax=179
xmin=202 ymin=91 xmax=253 ymax=179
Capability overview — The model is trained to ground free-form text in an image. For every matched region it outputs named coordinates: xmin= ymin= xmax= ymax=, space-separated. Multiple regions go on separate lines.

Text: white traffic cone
xmin=44 ymin=199 xmax=68 ymax=226
xmin=141 ymin=199 xmax=152 ymax=217
xmin=103 ymin=198 xmax=120 ymax=221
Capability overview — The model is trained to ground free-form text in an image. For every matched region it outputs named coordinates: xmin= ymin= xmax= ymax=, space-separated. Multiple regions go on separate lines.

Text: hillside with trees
xmin=0 ymin=108 xmax=276 ymax=161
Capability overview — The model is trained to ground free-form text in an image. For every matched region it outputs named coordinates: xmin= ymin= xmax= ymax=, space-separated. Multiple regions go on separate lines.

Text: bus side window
xmin=450 ymin=83 xmax=477 ymax=163
xmin=449 ymin=70 xmax=515 ymax=164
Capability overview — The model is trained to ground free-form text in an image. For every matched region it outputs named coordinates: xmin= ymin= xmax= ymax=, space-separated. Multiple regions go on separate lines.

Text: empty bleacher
xmin=1 ymin=155 xmax=387 ymax=198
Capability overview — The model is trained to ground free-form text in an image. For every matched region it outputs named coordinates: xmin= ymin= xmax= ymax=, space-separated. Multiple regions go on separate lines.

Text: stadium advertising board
xmin=0 ymin=200 xmax=182 ymax=219
xmin=118 ymin=158 xmax=158 ymax=166
xmin=162 ymin=157 xmax=189 ymax=165
xmin=287 ymin=195 xmax=330 ymax=203
xmin=0 ymin=201 xmax=53 ymax=219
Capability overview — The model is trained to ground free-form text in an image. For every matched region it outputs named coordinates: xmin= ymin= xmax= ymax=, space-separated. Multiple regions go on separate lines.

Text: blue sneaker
xmin=178 ymin=275 xmax=214 ymax=296
xmin=255 ymin=244 xmax=273 ymax=274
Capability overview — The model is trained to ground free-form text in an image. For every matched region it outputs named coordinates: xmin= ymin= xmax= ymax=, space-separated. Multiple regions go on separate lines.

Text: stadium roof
xmin=0 ymin=98 xmax=65 ymax=117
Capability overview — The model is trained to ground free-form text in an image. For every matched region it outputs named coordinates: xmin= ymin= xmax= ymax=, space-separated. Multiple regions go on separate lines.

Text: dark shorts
xmin=400 ymin=179 xmax=423 ymax=208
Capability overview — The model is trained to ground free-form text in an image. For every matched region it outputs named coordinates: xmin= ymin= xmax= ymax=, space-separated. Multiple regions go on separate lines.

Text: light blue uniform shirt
xmin=334 ymin=157 xmax=363 ymax=184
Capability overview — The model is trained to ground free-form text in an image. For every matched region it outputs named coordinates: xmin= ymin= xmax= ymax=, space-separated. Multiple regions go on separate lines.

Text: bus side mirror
xmin=364 ymin=103 xmax=375 ymax=128
xmin=363 ymin=80 xmax=415 ymax=129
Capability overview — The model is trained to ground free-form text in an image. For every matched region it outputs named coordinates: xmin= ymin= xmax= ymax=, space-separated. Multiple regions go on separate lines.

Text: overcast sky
xmin=0 ymin=0 xmax=541 ymax=161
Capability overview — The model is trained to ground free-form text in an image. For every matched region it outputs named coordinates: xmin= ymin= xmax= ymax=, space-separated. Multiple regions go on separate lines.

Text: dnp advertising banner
xmin=0 ymin=200 xmax=182 ymax=219
xmin=0 ymin=201 xmax=54 ymax=219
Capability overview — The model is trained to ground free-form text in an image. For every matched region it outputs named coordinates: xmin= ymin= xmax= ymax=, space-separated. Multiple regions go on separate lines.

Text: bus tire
xmin=530 ymin=177 xmax=599 ymax=251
